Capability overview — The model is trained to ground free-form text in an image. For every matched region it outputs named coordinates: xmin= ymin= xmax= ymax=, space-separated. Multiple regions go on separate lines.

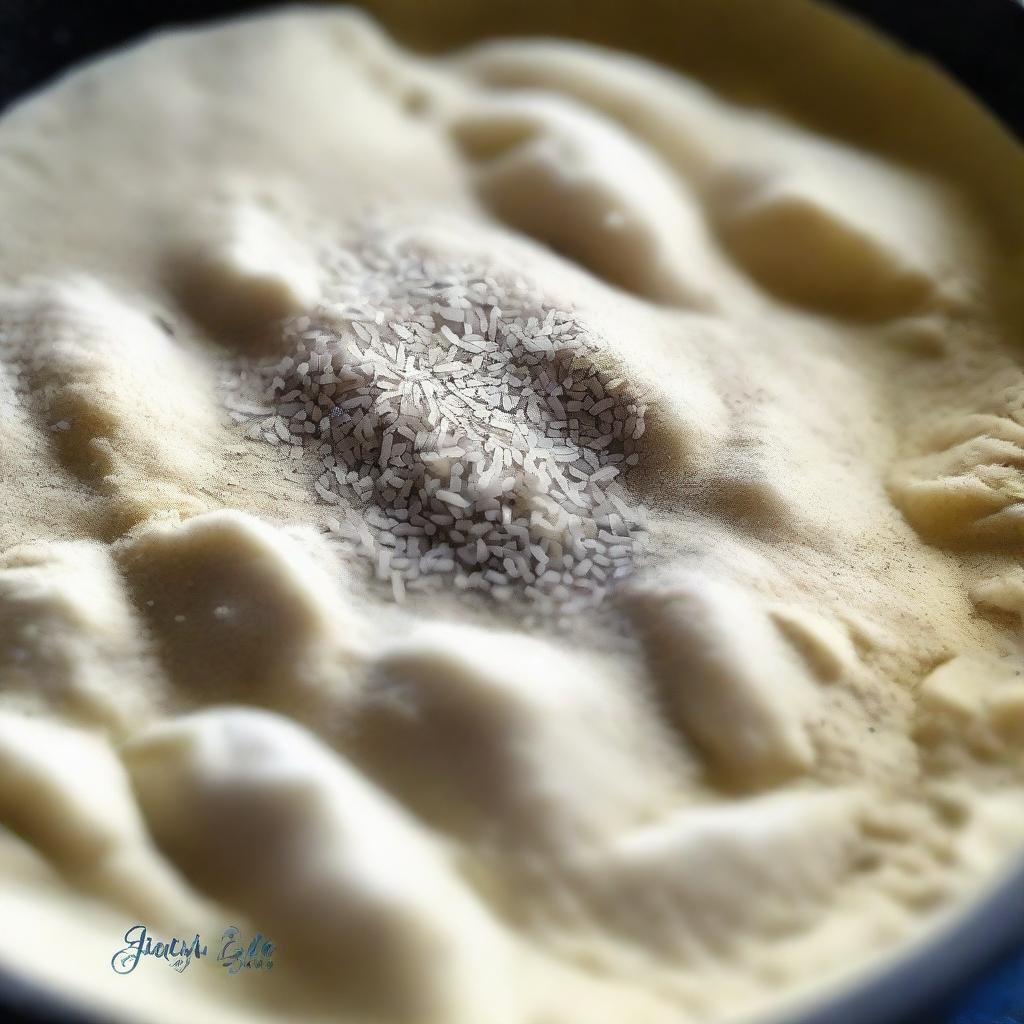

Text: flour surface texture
xmin=1 ymin=5 xmax=1024 ymax=1024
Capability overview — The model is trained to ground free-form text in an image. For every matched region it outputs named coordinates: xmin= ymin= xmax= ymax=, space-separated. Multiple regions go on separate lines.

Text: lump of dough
xmin=916 ymin=653 xmax=1024 ymax=751
xmin=114 ymin=510 xmax=365 ymax=701
xmin=575 ymin=790 xmax=862 ymax=958
xmin=0 ymin=713 xmax=146 ymax=870
xmin=889 ymin=415 xmax=1024 ymax=545
xmin=769 ymin=605 xmax=858 ymax=683
xmin=708 ymin=149 xmax=946 ymax=320
xmin=625 ymin=572 xmax=819 ymax=787
xmin=0 ymin=712 xmax=210 ymax=924
xmin=7 ymin=278 xmax=216 ymax=533
xmin=349 ymin=621 xmax=685 ymax=847
xmin=168 ymin=201 xmax=322 ymax=344
xmin=124 ymin=706 xmax=519 ymax=1024
xmin=971 ymin=569 xmax=1024 ymax=619
xmin=699 ymin=452 xmax=803 ymax=537
xmin=455 ymin=39 xmax=728 ymax=181
xmin=451 ymin=94 xmax=716 ymax=307
xmin=0 ymin=541 xmax=157 ymax=729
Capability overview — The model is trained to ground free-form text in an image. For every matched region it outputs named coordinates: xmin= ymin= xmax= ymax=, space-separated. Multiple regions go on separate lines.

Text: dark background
xmin=0 ymin=1 xmax=1022 ymax=1023
xmin=0 ymin=0 xmax=1022 ymax=138
xmin=0 ymin=0 xmax=1024 ymax=140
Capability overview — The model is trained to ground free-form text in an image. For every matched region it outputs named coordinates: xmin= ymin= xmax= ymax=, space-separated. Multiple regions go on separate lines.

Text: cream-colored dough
xmin=1 ymin=4 xmax=1023 ymax=1023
